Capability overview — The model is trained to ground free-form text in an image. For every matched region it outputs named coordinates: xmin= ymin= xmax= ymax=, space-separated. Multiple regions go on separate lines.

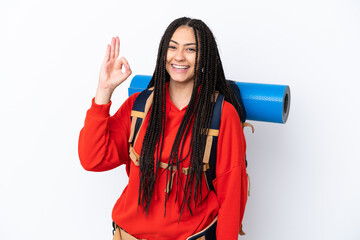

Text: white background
xmin=1 ymin=0 xmax=359 ymax=239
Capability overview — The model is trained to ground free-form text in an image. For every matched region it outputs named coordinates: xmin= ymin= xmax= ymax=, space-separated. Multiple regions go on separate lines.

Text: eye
xmin=187 ymin=47 xmax=196 ymax=52
xmin=168 ymin=45 xmax=176 ymax=50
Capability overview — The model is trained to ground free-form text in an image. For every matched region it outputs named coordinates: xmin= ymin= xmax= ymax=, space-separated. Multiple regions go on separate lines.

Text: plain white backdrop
xmin=1 ymin=0 xmax=359 ymax=239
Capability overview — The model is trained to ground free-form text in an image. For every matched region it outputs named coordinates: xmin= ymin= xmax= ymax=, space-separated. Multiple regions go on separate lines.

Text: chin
xmin=171 ymin=77 xmax=193 ymax=84
xmin=169 ymin=73 xmax=194 ymax=83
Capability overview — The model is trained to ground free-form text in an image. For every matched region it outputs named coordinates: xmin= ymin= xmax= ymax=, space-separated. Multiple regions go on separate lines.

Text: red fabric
xmin=78 ymin=86 xmax=247 ymax=240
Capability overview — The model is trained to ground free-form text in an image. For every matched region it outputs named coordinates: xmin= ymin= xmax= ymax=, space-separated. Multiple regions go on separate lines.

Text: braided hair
xmin=138 ymin=17 xmax=243 ymax=216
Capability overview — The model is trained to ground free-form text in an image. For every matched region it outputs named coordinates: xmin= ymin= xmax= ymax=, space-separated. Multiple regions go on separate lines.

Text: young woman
xmin=78 ymin=17 xmax=248 ymax=240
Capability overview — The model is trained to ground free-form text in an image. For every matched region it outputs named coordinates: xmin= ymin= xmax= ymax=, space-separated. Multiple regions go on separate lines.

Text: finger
xmin=120 ymin=57 xmax=132 ymax=77
xmin=110 ymin=37 xmax=115 ymax=59
xmin=119 ymin=57 xmax=129 ymax=67
xmin=114 ymin=58 xmax=124 ymax=71
xmin=114 ymin=36 xmax=120 ymax=59
xmin=103 ymin=44 xmax=111 ymax=62
xmin=124 ymin=64 xmax=132 ymax=78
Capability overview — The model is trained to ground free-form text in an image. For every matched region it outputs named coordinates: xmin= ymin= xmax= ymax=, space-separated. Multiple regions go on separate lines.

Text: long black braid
xmin=138 ymin=17 xmax=243 ymax=216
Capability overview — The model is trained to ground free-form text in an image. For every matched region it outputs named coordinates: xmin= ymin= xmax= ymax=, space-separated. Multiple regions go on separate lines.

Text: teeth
xmin=172 ymin=64 xmax=189 ymax=69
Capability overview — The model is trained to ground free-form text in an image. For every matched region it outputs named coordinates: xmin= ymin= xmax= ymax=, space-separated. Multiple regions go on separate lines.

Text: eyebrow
xmin=170 ymin=40 xmax=196 ymax=46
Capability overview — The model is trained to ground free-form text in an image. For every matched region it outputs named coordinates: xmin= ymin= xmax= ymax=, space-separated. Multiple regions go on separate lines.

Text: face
xmin=166 ymin=26 xmax=198 ymax=85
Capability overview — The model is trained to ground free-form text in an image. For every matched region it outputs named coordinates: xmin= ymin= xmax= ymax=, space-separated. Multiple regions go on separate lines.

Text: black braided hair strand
xmin=138 ymin=17 xmax=243 ymax=217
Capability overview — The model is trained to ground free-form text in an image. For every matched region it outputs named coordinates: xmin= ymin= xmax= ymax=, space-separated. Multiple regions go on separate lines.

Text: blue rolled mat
xmin=128 ymin=75 xmax=290 ymax=124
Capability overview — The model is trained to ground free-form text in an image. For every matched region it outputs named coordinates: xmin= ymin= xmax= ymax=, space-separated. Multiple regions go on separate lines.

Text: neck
xmin=168 ymin=80 xmax=194 ymax=110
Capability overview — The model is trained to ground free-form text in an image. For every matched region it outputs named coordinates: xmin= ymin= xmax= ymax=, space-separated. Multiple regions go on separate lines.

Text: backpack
xmin=128 ymin=81 xmax=253 ymax=236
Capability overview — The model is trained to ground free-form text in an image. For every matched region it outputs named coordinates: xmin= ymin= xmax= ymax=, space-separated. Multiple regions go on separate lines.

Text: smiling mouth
xmin=171 ymin=64 xmax=190 ymax=69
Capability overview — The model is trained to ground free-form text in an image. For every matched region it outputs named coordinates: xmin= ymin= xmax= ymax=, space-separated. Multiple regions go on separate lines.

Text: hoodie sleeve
xmin=78 ymin=93 xmax=139 ymax=172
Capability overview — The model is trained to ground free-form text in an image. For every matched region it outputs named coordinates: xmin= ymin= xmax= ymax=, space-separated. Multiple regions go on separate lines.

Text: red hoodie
xmin=78 ymin=85 xmax=247 ymax=240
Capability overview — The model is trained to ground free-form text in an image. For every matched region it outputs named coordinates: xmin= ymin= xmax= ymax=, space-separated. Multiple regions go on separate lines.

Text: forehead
xmin=170 ymin=26 xmax=196 ymax=43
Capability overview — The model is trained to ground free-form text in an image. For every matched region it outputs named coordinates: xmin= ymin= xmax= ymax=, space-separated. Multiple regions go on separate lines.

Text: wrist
xmin=95 ymin=88 xmax=113 ymax=105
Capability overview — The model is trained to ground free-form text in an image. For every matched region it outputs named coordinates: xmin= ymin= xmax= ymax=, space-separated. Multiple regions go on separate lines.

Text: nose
xmin=174 ymin=48 xmax=185 ymax=61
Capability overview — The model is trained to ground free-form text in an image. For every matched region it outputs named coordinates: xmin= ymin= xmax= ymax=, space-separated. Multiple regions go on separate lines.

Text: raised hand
xmin=95 ymin=36 xmax=132 ymax=104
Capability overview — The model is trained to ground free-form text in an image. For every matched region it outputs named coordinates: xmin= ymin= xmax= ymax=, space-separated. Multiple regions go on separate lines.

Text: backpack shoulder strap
xmin=204 ymin=93 xmax=224 ymax=191
xmin=203 ymin=87 xmax=251 ymax=192
xmin=128 ymin=88 xmax=154 ymax=147
xmin=203 ymin=85 xmax=252 ymax=236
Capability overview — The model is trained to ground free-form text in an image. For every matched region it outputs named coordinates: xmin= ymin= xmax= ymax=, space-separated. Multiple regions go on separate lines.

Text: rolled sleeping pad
xmin=128 ymin=75 xmax=290 ymax=124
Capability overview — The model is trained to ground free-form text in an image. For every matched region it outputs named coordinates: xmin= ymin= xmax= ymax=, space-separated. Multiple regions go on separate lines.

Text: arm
xmin=78 ymin=36 xmax=134 ymax=171
xmin=215 ymin=101 xmax=248 ymax=240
